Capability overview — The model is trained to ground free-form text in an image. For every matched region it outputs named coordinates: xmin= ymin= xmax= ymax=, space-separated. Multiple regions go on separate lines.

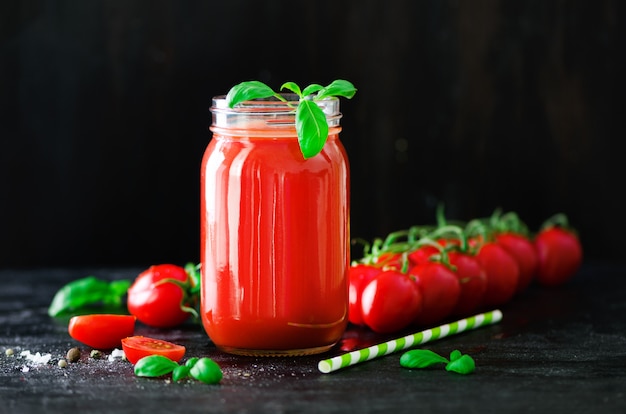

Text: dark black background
xmin=1 ymin=0 xmax=624 ymax=268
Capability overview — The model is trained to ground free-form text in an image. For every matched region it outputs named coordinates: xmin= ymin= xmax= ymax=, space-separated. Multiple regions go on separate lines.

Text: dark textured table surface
xmin=1 ymin=262 xmax=625 ymax=414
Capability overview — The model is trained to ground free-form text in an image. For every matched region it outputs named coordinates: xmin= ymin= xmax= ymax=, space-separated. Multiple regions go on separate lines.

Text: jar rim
xmin=211 ymin=94 xmax=340 ymax=115
xmin=210 ymin=93 xmax=342 ymax=129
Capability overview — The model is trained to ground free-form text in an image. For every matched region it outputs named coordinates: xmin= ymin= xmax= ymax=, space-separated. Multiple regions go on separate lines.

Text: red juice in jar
xmin=201 ymin=95 xmax=349 ymax=356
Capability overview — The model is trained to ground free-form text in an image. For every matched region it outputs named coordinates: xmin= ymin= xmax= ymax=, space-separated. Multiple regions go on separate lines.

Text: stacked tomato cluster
xmin=349 ymin=210 xmax=583 ymax=334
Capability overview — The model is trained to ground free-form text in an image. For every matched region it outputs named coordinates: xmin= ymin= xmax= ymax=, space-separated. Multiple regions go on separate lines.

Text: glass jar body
xmin=200 ymin=96 xmax=349 ymax=356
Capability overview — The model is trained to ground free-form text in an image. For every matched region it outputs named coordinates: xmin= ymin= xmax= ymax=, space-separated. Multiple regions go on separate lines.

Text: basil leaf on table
xmin=400 ymin=349 xmax=450 ymax=369
xmin=400 ymin=349 xmax=476 ymax=375
xmin=48 ymin=276 xmax=131 ymax=317
xmin=445 ymin=354 xmax=476 ymax=375
xmin=134 ymin=355 xmax=179 ymax=378
xmin=189 ymin=358 xmax=223 ymax=384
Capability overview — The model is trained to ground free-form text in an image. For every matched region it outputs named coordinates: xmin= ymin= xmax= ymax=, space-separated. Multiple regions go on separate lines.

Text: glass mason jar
xmin=200 ymin=94 xmax=350 ymax=356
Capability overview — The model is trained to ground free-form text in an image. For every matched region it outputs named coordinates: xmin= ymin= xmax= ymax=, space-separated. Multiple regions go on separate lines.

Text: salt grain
xmin=108 ymin=348 xmax=125 ymax=362
xmin=20 ymin=350 xmax=52 ymax=365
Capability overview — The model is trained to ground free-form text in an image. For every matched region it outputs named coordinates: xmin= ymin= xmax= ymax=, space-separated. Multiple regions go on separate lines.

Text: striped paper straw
xmin=318 ymin=309 xmax=502 ymax=374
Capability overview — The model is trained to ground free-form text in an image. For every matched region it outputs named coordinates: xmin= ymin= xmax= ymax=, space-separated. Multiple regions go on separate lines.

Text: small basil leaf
xmin=134 ymin=355 xmax=179 ymax=378
xmin=400 ymin=349 xmax=450 ymax=369
xmin=449 ymin=350 xmax=462 ymax=362
xmin=316 ymin=79 xmax=357 ymax=100
xmin=296 ymin=99 xmax=329 ymax=159
xmin=302 ymin=83 xmax=324 ymax=97
xmin=185 ymin=357 xmax=200 ymax=368
xmin=445 ymin=354 xmax=476 ymax=375
xmin=172 ymin=365 xmax=191 ymax=382
xmin=189 ymin=358 xmax=223 ymax=384
xmin=226 ymin=81 xmax=277 ymax=108
xmin=280 ymin=81 xmax=302 ymax=97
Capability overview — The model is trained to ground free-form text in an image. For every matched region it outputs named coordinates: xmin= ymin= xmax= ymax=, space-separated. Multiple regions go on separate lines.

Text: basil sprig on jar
xmin=226 ymin=79 xmax=357 ymax=159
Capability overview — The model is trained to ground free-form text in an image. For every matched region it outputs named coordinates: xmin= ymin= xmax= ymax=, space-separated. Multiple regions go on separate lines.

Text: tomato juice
xmin=201 ymin=97 xmax=349 ymax=356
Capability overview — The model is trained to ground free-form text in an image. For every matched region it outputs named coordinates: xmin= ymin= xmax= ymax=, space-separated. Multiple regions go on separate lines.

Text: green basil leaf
xmin=48 ymin=276 xmax=131 ymax=317
xmin=296 ymin=99 xmax=329 ymax=159
xmin=184 ymin=262 xmax=201 ymax=295
xmin=185 ymin=357 xmax=200 ymax=368
xmin=445 ymin=354 xmax=476 ymax=375
xmin=400 ymin=349 xmax=450 ymax=369
xmin=302 ymin=83 xmax=324 ymax=97
xmin=280 ymin=81 xmax=302 ymax=97
xmin=449 ymin=349 xmax=462 ymax=362
xmin=189 ymin=358 xmax=223 ymax=384
xmin=172 ymin=365 xmax=191 ymax=382
xmin=316 ymin=79 xmax=357 ymax=100
xmin=134 ymin=355 xmax=180 ymax=378
xmin=226 ymin=81 xmax=277 ymax=108
xmin=109 ymin=279 xmax=132 ymax=297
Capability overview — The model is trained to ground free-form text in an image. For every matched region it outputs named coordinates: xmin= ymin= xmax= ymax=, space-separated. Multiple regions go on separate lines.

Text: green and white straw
xmin=318 ymin=309 xmax=503 ymax=374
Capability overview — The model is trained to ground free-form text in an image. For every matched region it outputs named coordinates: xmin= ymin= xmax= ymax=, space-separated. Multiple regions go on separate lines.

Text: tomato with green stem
xmin=68 ymin=314 xmax=136 ymax=349
xmin=475 ymin=242 xmax=520 ymax=307
xmin=360 ymin=270 xmax=422 ymax=334
xmin=495 ymin=232 xmax=538 ymax=293
xmin=127 ymin=264 xmax=199 ymax=328
xmin=121 ymin=336 xmax=186 ymax=365
xmin=534 ymin=217 xmax=582 ymax=286
xmin=348 ymin=264 xmax=383 ymax=326
xmin=447 ymin=251 xmax=487 ymax=316
xmin=409 ymin=260 xmax=461 ymax=326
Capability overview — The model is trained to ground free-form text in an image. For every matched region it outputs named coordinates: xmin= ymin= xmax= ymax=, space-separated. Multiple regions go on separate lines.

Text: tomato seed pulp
xmin=201 ymin=101 xmax=349 ymax=356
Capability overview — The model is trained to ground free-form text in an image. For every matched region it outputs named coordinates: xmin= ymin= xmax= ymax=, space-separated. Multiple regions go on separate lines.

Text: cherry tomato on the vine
xmin=407 ymin=245 xmax=439 ymax=267
xmin=409 ymin=262 xmax=460 ymax=326
xmin=534 ymin=226 xmax=583 ymax=287
xmin=447 ymin=251 xmax=487 ymax=316
xmin=374 ymin=252 xmax=406 ymax=271
xmin=348 ymin=264 xmax=383 ymax=326
xmin=475 ymin=242 xmax=520 ymax=308
xmin=360 ymin=270 xmax=422 ymax=334
xmin=495 ymin=232 xmax=538 ymax=294
xmin=68 ymin=314 xmax=136 ymax=349
xmin=127 ymin=264 xmax=197 ymax=328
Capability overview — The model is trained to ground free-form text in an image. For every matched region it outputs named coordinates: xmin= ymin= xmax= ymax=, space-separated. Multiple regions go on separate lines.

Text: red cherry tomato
xmin=410 ymin=262 xmax=460 ymax=326
xmin=360 ymin=270 xmax=422 ymax=334
xmin=447 ymin=251 xmax=487 ymax=316
xmin=127 ymin=264 xmax=195 ymax=328
xmin=535 ymin=227 xmax=583 ymax=286
xmin=475 ymin=242 xmax=520 ymax=307
xmin=407 ymin=245 xmax=439 ymax=267
xmin=374 ymin=252 xmax=405 ymax=271
xmin=495 ymin=232 xmax=539 ymax=293
xmin=348 ymin=264 xmax=383 ymax=326
xmin=68 ymin=314 xmax=136 ymax=349
xmin=121 ymin=336 xmax=186 ymax=365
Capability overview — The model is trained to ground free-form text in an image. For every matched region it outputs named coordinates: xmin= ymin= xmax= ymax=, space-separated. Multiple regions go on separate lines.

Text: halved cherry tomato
xmin=535 ymin=226 xmax=583 ymax=286
xmin=348 ymin=264 xmax=383 ymax=326
xmin=68 ymin=314 xmax=136 ymax=349
xmin=410 ymin=262 xmax=460 ymax=326
xmin=121 ymin=336 xmax=186 ymax=365
xmin=360 ymin=270 xmax=422 ymax=334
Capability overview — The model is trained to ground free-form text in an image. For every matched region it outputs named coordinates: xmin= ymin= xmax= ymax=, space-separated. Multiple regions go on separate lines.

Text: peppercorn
xmin=66 ymin=347 xmax=81 ymax=363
